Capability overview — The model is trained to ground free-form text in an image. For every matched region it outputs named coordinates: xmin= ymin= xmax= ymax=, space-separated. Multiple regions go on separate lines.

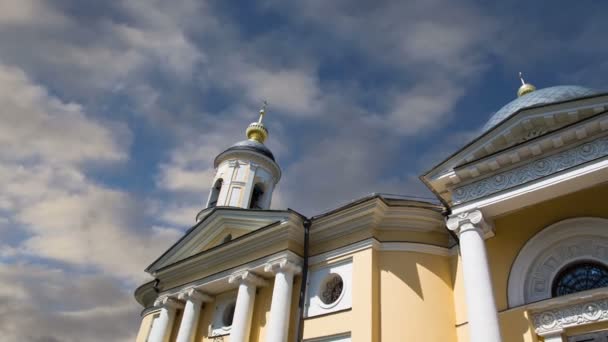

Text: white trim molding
xmin=308 ymin=238 xmax=450 ymax=265
xmin=508 ymin=217 xmax=608 ymax=307
xmin=528 ymin=289 xmax=608 ymax=338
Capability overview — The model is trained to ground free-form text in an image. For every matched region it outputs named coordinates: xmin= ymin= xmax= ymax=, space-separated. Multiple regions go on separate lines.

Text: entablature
xmin=309 ymin=195 xmax=446 ymax=251
xmin=423 ymin=94 xmax=608 ymax=210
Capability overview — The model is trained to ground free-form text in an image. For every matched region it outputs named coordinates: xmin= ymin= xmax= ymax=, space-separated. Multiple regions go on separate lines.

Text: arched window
xmin=552 ymin=261 xmax=608 ymax=297
xmin=249 ymin=183 xmax=264 ymax=209
xmin=208 ymin=179 xmax=223 ymax=208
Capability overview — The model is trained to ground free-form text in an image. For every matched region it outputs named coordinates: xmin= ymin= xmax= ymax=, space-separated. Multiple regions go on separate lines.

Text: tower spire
xmin=517 ymin=72 xmax=536 ymax=97
xmin=246 ymin=101 xmax=269 ymax=143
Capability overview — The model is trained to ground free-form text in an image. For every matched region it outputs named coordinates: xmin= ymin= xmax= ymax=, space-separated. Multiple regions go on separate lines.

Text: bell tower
xmin=205 ymin=103 xmax=281 ymax=211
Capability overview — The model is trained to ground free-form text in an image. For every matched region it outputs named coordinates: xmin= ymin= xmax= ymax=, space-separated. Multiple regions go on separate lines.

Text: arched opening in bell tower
xmin=208 ymin=178 xmax=223 ymax=208
xmin=249 ymin=183 xmax=265 ymax=209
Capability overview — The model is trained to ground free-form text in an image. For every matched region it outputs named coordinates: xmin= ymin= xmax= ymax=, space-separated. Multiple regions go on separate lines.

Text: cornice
xmin=153 ymin=220 xmax=304 ymax=284
xmin=310 ymin=198 xmax=445 ymax=244
xmin=308 ymin=238 xmax=451 ymax=265
xmin=147 ymin=209 xmax=302 ymax=273
xmin=453 ymin=135 xmax=608 ymax=204
xmin=134 ymin=280 xmax=157 ymax=308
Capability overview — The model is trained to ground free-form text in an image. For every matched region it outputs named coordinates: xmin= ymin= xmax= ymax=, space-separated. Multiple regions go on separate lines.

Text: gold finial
xmin=246 ymin=101 xmax=269 ymax=143
xmin=517 ymin=72 xmax=536 ymax=97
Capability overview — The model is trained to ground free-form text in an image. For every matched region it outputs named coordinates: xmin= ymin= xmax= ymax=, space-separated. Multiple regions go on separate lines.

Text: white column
xmin=175 ymin=289 xmax=213 ymax=342
xmin=447 ymin=210 xmax=502 ymax=342
xmin=228 ymin=271 xmax=267 ymax=342
xmin=264 ymin=258 xmax=302 ymax=342
xmin=148 ymin=297 xmax=183 ymax=342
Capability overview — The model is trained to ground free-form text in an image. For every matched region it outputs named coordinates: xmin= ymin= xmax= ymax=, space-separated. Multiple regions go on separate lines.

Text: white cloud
xmin=386 ymin=79 xmax=465 ymax=135
xmin=0 ymin=63 xmax=182 ymax=284
xmin=0 ymin=0 xmax=68 ymax=28
xmin=238 ymin=68 xmax=322 ymax=116
xmin=0 ymin=262 xmax=139 ymax=342
xmin=0 ymin=64 xmax=128 ymax=164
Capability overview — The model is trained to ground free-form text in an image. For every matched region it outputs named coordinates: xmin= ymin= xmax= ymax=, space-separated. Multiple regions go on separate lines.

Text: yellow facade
xmin=136 ymin=186 xmax=608 ymax=342
xmin=136 ymin=89 xmax=608 ymax=342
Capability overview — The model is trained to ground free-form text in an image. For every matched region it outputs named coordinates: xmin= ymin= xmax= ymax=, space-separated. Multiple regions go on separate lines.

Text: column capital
xmin=177 ymin=288 xmax=214 ymax=303
xmin=229 ymin=270 xmax=268 ymax=287
xmin=264 ymin=257 xmax=302 ymax=275
xmin=446 ymin=209 xmax=495 ymax=238
xmin=154 ymin=296 xmax=184 ymax=309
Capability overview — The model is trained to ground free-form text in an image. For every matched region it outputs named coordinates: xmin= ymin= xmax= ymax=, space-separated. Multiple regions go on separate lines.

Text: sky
xmin=0 ymin=0 xmax=607 ymax=341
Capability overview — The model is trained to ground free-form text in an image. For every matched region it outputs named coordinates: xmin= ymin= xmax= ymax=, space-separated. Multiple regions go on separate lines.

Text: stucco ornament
xmin=531 ymin=297 xmax=608 ymax=335
xmin=453 ymin=136 xmax=608 ymax=204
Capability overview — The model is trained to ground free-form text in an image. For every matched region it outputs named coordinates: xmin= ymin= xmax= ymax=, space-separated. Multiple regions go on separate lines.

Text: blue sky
xmin=0 ymin=0 xmax=607 ymax=340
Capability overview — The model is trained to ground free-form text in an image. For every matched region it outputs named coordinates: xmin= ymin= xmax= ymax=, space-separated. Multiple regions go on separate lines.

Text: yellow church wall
xmin=450 ymin=183 xmax=608 ymax=341
xmin=310 ymin=228 xmax=448 ymax=257
xmin=249 ymin=279 xmax=273 ymax=341
xmin=352 ymin=248 xmax=380 ymax=342
xmin=303 ymin=310 xmax=354 ymax=340
xmin=303 ymin=248 xmax=379 ymax=341
xmin=195 ymin=290 xmax=236 ymax=342
xmin=498 ymin=308 xmax=537 ymax=342
xmin=454 ymin=309 xmax=537 ymax=342
xmin=450 ymin=254 xmax=467 ymax=326
xmin=168 ymin=309 xmax=184 ymax=342
xmin=378 ymin=250 xmax=457 ymax=342
xmin=310 ymin=229 xmax=372 ymax=256
xmin=135 ymin=311 xmax=158 ymax=342
xmin=455 ymin=323 xmax=469 ymax=342
xmin=375 ymin=230 xmax=449 ymax=246
xmin=487 ymin=182 xmax=608 ymax=311
xmin=288 ymin=276 xmax=302 ymax=342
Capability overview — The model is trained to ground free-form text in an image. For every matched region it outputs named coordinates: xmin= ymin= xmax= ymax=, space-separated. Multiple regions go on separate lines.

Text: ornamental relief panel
xmin=532 ymin=297 xmax=608 ymax=335
xmin=453 ymin=136 xmax=608 ymax=204
xmin=525 ymin=237 xmax=608 ymax=304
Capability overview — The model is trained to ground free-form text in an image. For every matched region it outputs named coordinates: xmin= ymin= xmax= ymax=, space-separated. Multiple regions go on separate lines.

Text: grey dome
xmin=215 ymin=139 xmax=275 ymax=164
xmin=483 ymin=85 xmax=599 ymax=132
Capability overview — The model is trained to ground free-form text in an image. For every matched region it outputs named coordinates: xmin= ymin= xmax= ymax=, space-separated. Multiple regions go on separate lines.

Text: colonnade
xmin=147 ymin=258 xmax=301 ymax=342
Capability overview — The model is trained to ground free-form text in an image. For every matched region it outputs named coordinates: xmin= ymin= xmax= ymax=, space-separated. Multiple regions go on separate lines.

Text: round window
xmin=222 ymin=302 xmax=236 ymax=327
xmin=319 ymin=273 xmax=344 ymax=305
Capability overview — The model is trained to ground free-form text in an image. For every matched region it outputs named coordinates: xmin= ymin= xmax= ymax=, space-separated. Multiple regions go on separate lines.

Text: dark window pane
xmin=552 ymin=262 xmax=608 ymax=297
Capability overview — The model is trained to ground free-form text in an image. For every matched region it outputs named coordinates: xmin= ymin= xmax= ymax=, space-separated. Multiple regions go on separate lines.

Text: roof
xmin=214 ymin=139 xmax=275 ymax=165
xmin=482 ymin=85 xmax=599 ymax=132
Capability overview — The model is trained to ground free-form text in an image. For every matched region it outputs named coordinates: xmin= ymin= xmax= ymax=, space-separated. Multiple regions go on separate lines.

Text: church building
xmin=134 ymin=77 xmax=608 ymax=342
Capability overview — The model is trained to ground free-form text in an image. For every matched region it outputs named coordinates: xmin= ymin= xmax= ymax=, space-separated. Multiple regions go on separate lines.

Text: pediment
xmin=146 ymin=208 xmax=298 ymax=273
xmin=423 ymin=93 xmax=608 ymax=206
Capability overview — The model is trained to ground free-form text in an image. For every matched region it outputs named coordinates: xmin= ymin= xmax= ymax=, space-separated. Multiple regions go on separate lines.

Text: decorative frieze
xmin=453 ymin=136 xmax=608 ymax=204
xmin=531 ymin=297 xmax=608 ymax=336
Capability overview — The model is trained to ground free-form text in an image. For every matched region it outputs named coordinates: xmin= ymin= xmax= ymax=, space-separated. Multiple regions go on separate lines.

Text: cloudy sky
xmin=0 ymin=0 xmax=607 ymax=341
